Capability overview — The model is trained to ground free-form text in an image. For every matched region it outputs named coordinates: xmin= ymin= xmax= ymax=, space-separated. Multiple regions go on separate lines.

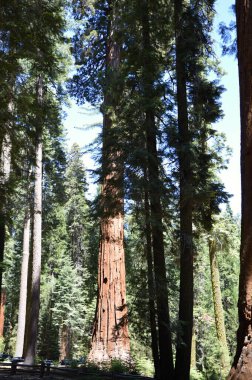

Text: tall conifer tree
xmin=88 ymin=0 xmax=130 ymax=363
xmin=174 ymin=1 xmax=193 ymax=378
xmin=140 ymin=1 xmax=174 ymax=378
xmin=71 ymin=0 xmax=131 ymax=363
xmin=229 ymin=1 xmax=252 ymax=378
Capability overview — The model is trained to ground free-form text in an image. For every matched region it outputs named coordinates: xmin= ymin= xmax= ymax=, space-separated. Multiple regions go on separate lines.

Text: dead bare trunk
xmin=88 ymin=1 xmax=130 ymax=364
xmin=24 ymin=76 xmax=43 ymax=365
xmin=15 ymin=209 xmax=31 ymax=357
xmin=228 ymin=2 xmax=252 ymax=379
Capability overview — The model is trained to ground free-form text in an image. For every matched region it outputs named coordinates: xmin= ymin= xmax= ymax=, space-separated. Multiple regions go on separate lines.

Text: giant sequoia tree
xmin=71 ymin=0 xmax=130 ymax=363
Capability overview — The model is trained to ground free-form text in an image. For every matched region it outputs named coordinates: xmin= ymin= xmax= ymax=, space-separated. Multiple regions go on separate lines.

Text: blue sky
xmin=64 ymin=0 xmax=241 ymax=214
xmin=214 ymin=0 xmax=240 ymax=214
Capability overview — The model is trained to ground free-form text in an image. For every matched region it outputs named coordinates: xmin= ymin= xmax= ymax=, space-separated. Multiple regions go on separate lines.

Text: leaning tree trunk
xmin=141 ymin=2 xmax=174 ymax=378
xmin=174 ymin=1 xmax=193 ymax=379
xmin=15 ymin=209 xmax=31 ymax=357
xmin=209 ymin=238 xmax=230 ymax=377
xmin=228 ymin=1 xmax=252 ymax=378
xmin=88 ymin=1 xmax=130 ymax=364
xmin=24 ymin=76 xmax=43 ymax=365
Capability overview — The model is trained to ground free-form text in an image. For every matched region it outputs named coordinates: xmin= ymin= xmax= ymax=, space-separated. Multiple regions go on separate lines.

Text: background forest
xmin=0 ymin=1 xmax=243 ymax=380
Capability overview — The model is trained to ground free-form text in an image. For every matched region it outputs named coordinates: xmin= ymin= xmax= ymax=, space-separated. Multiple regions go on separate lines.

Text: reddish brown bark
xmin=88 ymin=1 xmax=130 ymax=364
xmin=89 ymin=207 xmax=130 ymax=362
xmin=229 ymin=1 xmax=252 ymax=378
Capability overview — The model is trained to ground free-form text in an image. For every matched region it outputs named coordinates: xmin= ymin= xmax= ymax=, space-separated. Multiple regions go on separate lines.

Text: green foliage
xmin=0 ymin=337 xmax=5 ymax=352
xmin=133 ymin=356 xmax=154 ymax=377
xmin=190 ymin=368 xmax=204 ymax=380
xmin=109 ymin=359 xmax=131 ymax=374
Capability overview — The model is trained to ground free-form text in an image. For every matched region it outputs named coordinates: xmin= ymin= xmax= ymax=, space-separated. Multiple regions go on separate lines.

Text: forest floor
xmin=0 ymin=376 xmax=117 ymax=380
xmin=0 ymin=372 xmax=124 ymax=380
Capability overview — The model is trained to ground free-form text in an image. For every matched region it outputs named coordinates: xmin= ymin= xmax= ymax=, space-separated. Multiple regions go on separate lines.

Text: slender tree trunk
xmin=174 ymin=1 xmax=193 ymax=379
xmin=209 ymin=238 xmax=230 ymax=377
xmin=24 ymin=76 xmax=43 ymax=365
xmin=0 ymin=289 xmax=6 ymax=336
xmin=228 ymin=2 xmax=252 ymax=379
xmin=0 ymin=99 xmax=13 ymax=302
xmin=88 ymin=1 xmax=130 ymax=363
xmin=141 ymin=2 xmax=174 ymax=378
xmin=15 ymin=209 xmax=31 ymax=357
xmin=191 ymin=325 xmax=196 ymax=370
xmin=59 ymin=324 xmax=72 ymax=361
xmin=0 ymin=129 xmax=11 ymax=336
xmin=144 ymin=184 xmax=160 ymax=378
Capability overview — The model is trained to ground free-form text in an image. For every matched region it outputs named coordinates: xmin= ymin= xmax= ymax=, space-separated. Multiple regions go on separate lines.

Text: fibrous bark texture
xmin=209 ymin=239 xmax=230 ymax=377
xmin=88 ymin=209 xmax=130 ymax=363
xmin=88 ymin=1 xmax=130 ymax=364
xmin=229 ymin=1 xmax=252 ymax=379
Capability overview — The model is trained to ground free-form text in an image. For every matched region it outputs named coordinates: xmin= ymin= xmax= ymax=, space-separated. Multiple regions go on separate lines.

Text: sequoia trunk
xmin=88 ymin=1 xmax=130 ymax=363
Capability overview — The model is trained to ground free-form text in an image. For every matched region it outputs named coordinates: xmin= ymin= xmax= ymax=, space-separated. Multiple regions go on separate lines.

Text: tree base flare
xmin=229 ymin=340 xmax=252 ymax=379
xmin=88 ymin=341 xmax=132 ymax=368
